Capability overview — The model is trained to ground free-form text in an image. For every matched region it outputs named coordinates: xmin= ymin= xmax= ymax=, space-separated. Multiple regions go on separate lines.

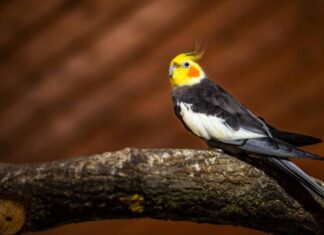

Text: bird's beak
xmin=169 ymin=65 xmax=175 ymax=78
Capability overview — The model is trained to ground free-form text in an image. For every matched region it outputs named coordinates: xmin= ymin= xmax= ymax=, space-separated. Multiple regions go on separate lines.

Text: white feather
xmin=179 ymin=102 xmax=265 ymax=141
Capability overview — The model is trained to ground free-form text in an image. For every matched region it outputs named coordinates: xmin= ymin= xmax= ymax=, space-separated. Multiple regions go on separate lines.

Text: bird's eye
xmin=182 ymin=62 xmax=190 ymax=68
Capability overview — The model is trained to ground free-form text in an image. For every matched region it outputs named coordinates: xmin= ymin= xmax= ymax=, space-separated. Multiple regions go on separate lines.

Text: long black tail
xmin=268 ymin=158 xmax=324 ymax=198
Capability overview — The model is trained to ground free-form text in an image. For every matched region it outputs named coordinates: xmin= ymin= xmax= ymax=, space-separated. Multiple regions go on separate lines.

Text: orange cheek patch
xmin=187 ymin=66 xmax=200 ymax=77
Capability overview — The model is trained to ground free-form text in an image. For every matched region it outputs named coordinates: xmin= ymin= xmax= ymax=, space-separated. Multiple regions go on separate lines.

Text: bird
xmin=169 ymin=49 xmax=324 ymax=198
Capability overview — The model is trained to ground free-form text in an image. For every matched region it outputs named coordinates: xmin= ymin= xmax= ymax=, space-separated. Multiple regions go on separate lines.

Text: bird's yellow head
xmin=169 ymin=50 xmax=206 ymax=87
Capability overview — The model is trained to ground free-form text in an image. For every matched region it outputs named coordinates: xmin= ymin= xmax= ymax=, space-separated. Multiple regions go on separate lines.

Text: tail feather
xmin=240 ymin=137 xmax=324 ymax=161
xmin=268 ymin=158 xmax=324 ymax=198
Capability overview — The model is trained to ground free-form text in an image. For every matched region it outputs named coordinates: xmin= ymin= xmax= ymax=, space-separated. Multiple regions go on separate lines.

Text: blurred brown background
xmin=0 ymin=0 xmax=323 ymax=234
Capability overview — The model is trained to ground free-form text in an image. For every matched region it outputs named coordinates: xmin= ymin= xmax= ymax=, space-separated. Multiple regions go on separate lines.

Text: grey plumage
xmin=172 ymin=78 xmax=324 ymax=198
xmin=268 ymin=158 xmax=324 ymax=198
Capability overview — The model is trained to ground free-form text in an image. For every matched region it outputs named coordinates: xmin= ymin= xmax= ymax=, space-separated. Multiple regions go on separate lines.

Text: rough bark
xmin=0 ymin=148 xmax=323 ymax=235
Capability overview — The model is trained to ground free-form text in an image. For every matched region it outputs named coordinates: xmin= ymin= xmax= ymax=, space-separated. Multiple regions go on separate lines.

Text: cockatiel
xmin=169 ymin=49 xmax=324 ymax=198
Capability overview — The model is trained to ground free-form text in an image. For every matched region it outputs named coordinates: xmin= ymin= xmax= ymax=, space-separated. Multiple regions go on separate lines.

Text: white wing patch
xmin=179 ymin=102 xmax=265 ymax=141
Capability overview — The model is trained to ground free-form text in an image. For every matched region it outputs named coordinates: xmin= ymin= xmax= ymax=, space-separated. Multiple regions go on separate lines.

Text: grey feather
xmin=240 ymin=137 xmax=324 ymax=160
xmin=268 ymin=158 xmax=324 ymax=198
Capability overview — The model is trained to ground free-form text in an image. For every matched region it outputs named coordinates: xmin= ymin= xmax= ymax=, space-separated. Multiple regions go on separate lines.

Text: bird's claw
xmin=212 ymin=148 xmax=224 ymax=153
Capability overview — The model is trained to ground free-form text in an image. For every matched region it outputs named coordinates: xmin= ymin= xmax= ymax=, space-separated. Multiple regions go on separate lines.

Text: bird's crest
xmin=170 ymin=44 xmax=206 ymax=66
xmin=184 ymin=43 xmax=206 ymax=62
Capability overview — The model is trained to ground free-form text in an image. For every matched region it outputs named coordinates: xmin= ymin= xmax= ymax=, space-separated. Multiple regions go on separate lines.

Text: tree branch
xmin=0 ymin=148 xmax=323 ymax=235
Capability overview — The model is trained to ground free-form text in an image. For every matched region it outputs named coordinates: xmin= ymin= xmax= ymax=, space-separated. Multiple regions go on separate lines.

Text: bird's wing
xmin=198 ymin=80 xmax=323 ymax=160
xmin=204 ymin=85 xmax=323 ymax=146
xmin=270 ymin=130 xmax=322 ymax=147
xmin=173 ymin=80 xmax=271 ymax=145
xmin=258 ymin=117 xmax=322 ymax=147
xmin=199 ymin=80 xmax=271 ymax=140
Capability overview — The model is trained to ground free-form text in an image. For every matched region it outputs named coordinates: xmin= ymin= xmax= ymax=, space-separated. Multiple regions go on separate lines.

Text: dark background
xmin=0 ymin=0 xmax=323 ymax=234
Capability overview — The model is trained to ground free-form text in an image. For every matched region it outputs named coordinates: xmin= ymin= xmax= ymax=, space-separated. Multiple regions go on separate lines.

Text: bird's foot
xmin=211 ymin=148 xmax=224 ymax=153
